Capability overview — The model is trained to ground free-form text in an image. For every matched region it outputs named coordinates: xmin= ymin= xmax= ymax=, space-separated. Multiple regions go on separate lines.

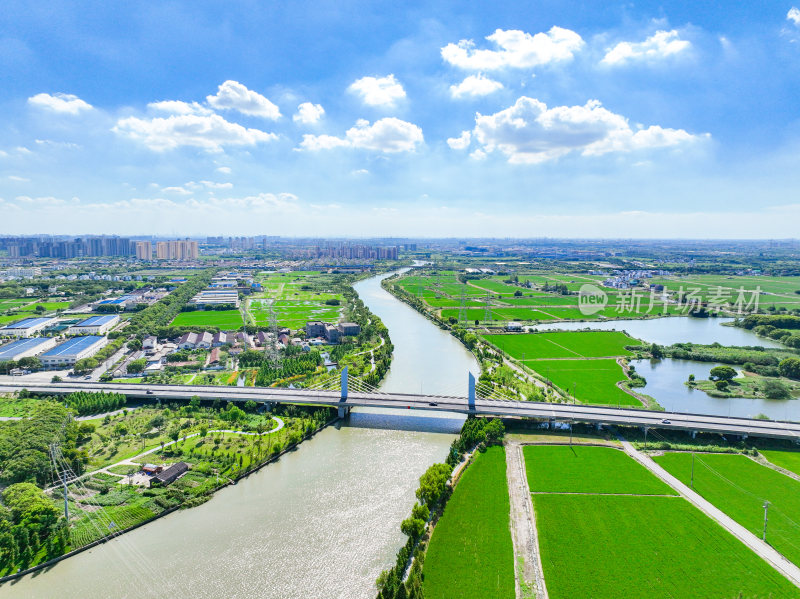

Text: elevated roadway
xmin=2 ymin=379 xmax=799 ymax=441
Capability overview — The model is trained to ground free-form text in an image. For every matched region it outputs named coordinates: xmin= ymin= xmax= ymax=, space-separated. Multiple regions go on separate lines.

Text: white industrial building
xmin=0 ymin=317 xmax=56 ymax=338
xmin=68 ymin=314 xmax=120 ymax=335
xmin=0 ymin=337 xmax=57 ymax=362
xmin=40 ymin=336 xmax=107 ymax=369
xmin=189 ymin=289 xmax=240 ymax=308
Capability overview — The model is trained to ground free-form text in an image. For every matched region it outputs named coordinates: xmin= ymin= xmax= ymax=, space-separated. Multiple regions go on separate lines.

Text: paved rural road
xmin=620 ymin=439 xmax=800 ymax=588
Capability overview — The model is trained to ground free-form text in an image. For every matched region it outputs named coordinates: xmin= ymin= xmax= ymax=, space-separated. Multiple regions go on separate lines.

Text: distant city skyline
xmin=2 ymin=1 xmax=800 ymax=237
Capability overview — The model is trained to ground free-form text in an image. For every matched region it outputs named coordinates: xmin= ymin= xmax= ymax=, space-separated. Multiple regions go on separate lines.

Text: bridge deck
xmin=2 ymin=381 xmax=799 ymax=441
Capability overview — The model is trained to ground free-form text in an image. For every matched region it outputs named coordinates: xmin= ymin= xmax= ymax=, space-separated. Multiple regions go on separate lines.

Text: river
xmin=3 ymin=270 xmax=476 ymax=599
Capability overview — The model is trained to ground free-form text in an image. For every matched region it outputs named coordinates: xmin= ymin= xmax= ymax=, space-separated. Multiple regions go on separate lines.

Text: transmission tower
xmin=483 ymin=291 xmax=492 ymax=324
xmin=267 ymin=304 xmax=282 ymax=368
xmin=458 ymin=288 xmax=468 ymax=326
xmin=50 ymin=443 xmax=69 ymax=521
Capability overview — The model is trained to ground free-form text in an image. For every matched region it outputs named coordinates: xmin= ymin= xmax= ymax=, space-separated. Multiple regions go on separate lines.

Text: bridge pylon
xmin=338 ymin=367 xmax=349 ymax=418
xmin=468 ymin=372 xmax=476 ymax=413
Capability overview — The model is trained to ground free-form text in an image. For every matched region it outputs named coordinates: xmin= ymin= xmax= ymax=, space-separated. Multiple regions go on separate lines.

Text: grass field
xmin=423 ymin=446 xmax=515 ymax=599
xmin=761 ymin=449 xmax=800 ymax=476
xmin=170 ymin=309 xmax=244 ymax=328
xmin=525 ymin=359 xmax=640 ymax=406
xmin=654 ymin=452 xmax=800 ymax=567
xmin=528 ymin=445 xmax=799 ymax=598
xmin=534 ymin=494 xmax=800 ymax=598
xmin=523 ymin=445 xmax=674 ymax=495
xmin=484 ymin=331 xmax=637 ymax=359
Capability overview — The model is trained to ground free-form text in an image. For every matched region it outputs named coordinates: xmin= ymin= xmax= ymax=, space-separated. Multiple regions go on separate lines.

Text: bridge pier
xmin=691 ymin=430 xmax=697 ymax=439
xmin=596 ymin=423 xmax=603 ymax=431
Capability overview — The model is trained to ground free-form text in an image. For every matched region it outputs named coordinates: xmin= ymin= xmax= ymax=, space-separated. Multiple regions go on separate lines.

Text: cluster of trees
xmin=779 ymin=357 xmax=800 ymax=380
xmin=0 ymin=356 xmax=42 ymax=374
xmin=0 ymin=402 xmax=85 ymax=487
xmin=180 ymin=303 xmax=237 ymax=312
xmin=0 ymin=483 xmax=68 ymax=570
xmin=65 ymin=391 xmax=126 ymax=416
xmin=254 ymin=349 xmax=322 ymax=386
xmin=739 ymin=314 xmax=800 ymax=347
xmin=445 ymin=417 xmax=505 ymax=467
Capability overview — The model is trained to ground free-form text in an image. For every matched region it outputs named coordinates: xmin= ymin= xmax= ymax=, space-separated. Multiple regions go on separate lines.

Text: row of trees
xmin=65 ymin=390 xmax=126 ymax=416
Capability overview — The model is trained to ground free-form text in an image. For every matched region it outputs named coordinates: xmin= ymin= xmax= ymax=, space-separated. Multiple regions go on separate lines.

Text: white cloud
xmin=441 ymin=27 xmax=584 ymax=70
xmin=300 ymin=117 xmax=423 ymax=153
xmin=789 ymin=7 xmax=800 ymax=25
xmin=7 ymin=175 xmax=30 ymax=182
xmin=216 ymin=166 xmax=232 ymax=174
xmin=15 ymin=195 xmax=71 ymax=206
xmin=602 ymin=30 xmax=691 ymax=66
xmin=449 ymin=74 xmax=504 ymax=98
xmin=199 ymin=180 xmax=233 ymax=189
xmin=293 ymin=102 xmax=325 ymax=124
xmin=162 ymin=186 xmax=191 ymax=195
xmin=351 ymin=169 xmax=369 ymax=175
xmin=469 ymin=96 xmax=706 ymax=163
xmin=348 ymin=75 xmax=406 ymax=107
xmin=206 ymin=80 xmax=281 ymax=120
xmin=113 ymin=113 xmax=276 ymax=151
xmin=28 ymin=92 xmax=93 ymax=115
xmin=148 ymin=100 xmax=213 ymax=116
xmin=447 ymin=131 xmax=471 ymax=150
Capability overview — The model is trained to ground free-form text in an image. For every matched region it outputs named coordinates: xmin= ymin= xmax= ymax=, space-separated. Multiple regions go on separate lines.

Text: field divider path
xmin=506 ymin=440 xmax=548 ymax=599
xmin=619 ymin=437 xmax=800 ymax=588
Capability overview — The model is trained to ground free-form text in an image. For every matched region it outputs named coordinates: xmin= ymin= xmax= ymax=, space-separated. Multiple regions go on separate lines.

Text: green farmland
xmin=655 ymin=452 xmax=800 ymax=567
xmin=484 ymin=331 xmax=637 ymax=360
xmin=527 ymin=445 xmax=799 ymax=598
xmin=171 ymin=309 xmax=244 ymax=328
xmin=423 ymin=446 xmax=514 ymax=599
xmin=524 ymin=445 xmax=673 ymax=495
xmin=525 ymin=359 xmax=640 ymax=406
xmin=535 ymin=494 xmax=799 ymax=599
xmin=761 ymin=449 xmax=800 ymax=476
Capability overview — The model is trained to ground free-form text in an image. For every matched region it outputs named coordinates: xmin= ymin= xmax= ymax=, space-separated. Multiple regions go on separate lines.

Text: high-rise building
xmin=135 ymin=241 xmax=152 ymax=260
xmin=155 ymin=239 xmax=198 ymax=260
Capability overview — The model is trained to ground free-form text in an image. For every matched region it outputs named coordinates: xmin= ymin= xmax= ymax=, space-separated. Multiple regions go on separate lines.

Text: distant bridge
xmin=1 ymin=369 xmax=799 ymax=441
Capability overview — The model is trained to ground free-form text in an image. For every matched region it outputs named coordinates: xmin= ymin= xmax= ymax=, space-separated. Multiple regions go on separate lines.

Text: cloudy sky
xmin=2 ymin=1 xmax=800 ymax=238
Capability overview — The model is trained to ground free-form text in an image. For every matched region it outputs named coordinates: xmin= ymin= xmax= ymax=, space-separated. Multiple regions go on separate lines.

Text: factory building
xmin=0 ymin=337 xmax=57 ymax=362
xmin=40 ymin=336 xmax=107 ymax=369
xmin=0 ymin=317 xmax=57 ymax=338
xmin=68 ymin=314 xmax=120 ymax=335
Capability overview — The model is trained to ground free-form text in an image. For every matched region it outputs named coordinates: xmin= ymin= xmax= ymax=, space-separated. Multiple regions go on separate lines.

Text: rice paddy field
xmin=483 ymin=331 xmax=637 ymax=359
xmin=170 ymin=308 xmax=245 ymax=328
xmin=247 ymin=271 xmax=345 ymax=330
xmin=647 ymin=274 xmax=800 ymax=311
xmin=423 ymin=446 xmax=515 ymax=599
xmin=524 ymin=445 xmax=673 ymax=495
xmin=761 ymin=449 xmax=800 ymax=476
xmin=525 ymin=359 xmax=640 ymax=406
xmin=654 ymin=452 xmax=800 ymax=567
xmin=527 ymin=445 xmax=800 ymax=598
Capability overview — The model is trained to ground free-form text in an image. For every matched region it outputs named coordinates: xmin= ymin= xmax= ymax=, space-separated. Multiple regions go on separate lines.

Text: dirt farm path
xmin=506 ymin=440 xmax=548 ymax=599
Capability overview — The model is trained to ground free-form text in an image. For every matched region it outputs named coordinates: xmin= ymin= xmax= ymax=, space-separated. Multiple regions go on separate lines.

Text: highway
xmin=2 ymin=380 xmax=799 ymax=441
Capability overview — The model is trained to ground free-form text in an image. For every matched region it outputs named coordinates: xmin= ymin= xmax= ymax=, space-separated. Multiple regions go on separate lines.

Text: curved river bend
xmin=4 ymin=270 xmax=477 ymax=599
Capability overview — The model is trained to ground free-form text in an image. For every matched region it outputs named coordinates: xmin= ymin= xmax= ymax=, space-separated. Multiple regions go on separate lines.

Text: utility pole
xmin=763 ymin=501 xmax=770 ymax=541
xmin=569 ymin=419 xmax=573 ymax=447
xmin=691 ymin=453 xmax=695 ymax=489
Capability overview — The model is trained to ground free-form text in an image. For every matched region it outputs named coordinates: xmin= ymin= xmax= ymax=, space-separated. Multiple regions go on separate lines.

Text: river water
xmin=4 ymin=270 xmax=475 ymax=599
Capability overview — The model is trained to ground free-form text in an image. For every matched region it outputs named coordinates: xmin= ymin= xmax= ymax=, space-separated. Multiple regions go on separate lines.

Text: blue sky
xmin=2 ymin=1 xmax=800 ymax=238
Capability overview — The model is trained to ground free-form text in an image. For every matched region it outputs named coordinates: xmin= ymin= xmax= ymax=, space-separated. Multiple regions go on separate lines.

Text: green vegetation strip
xmin=423 ymin=446 xmax=515 ymax=599
xmin=761 ymin=449 xmax=800 ymax=476
xmin=655 ymin=452 xmax=800 ymax=568
xmin=534 ymin=494 xmax=799 ymax=598
xmin=524 ymin=445 xmax=674 ymax=495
